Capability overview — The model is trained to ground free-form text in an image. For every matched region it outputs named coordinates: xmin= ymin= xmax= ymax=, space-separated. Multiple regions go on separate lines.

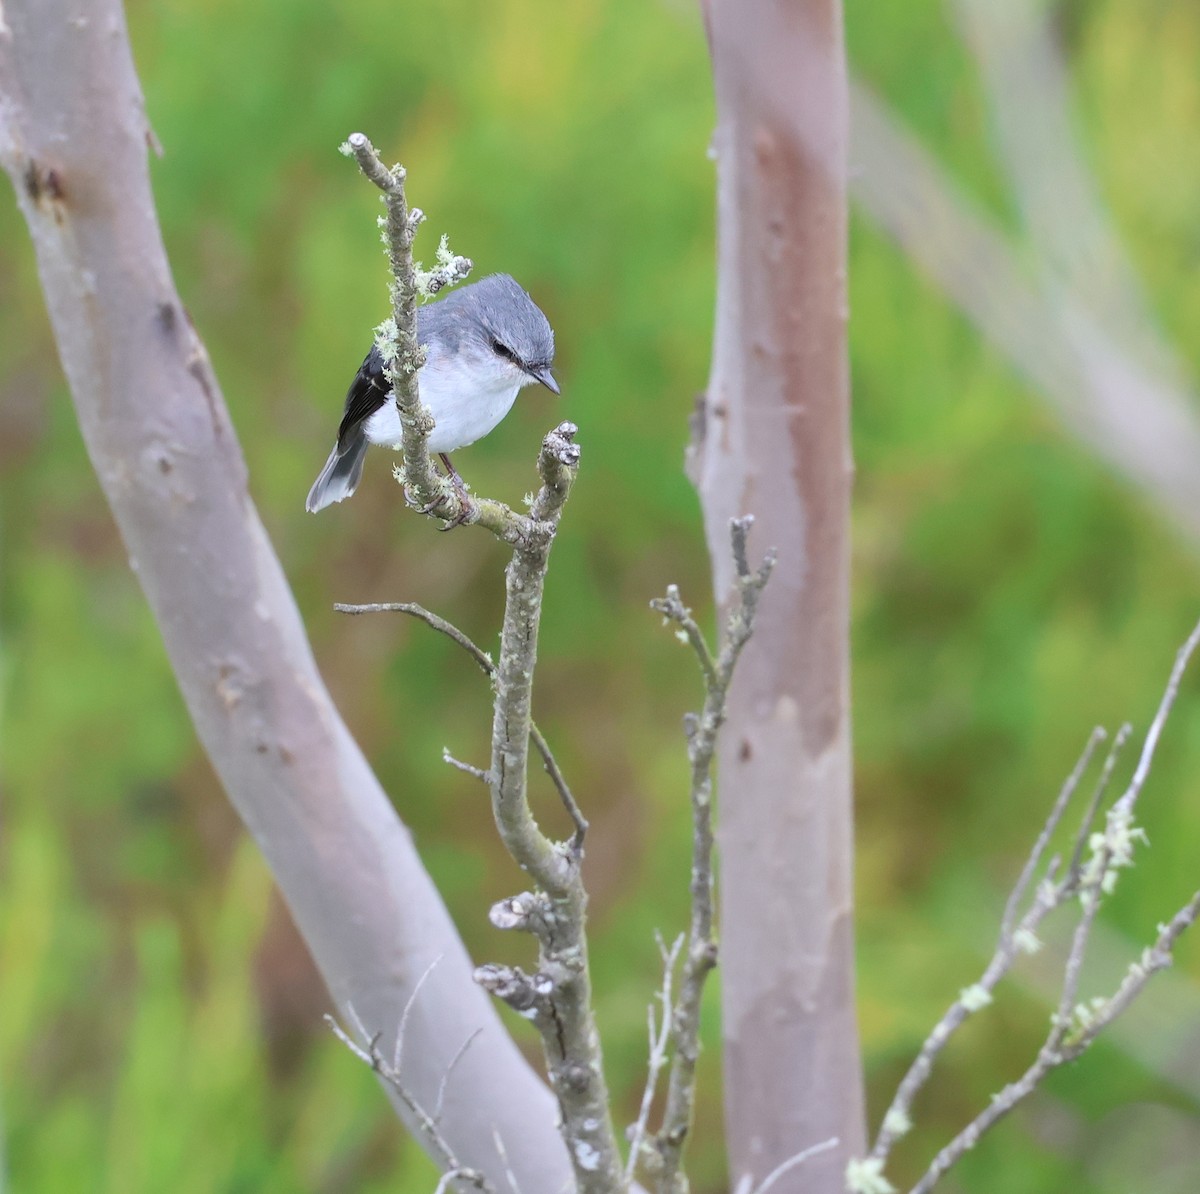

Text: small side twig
xmin=443 ymin=750 xmax=491 ymax=784
xmin=625 ymin=932 xmax=685 ymax=1183
xmin=642 ymin=516 xmax=775 ymax=1190
xmin=491 ymin=1129 xmax=520 ymax=1194
xmin=998 ymin=727 xmax=1106 ymax=943
xmin=326 ymin=979 xmax=493 ymax=1194
xmin=748 ymin=1137 xmax=841 ymax=1194
xmin=334 ymin=599 xmax=587 ymax=848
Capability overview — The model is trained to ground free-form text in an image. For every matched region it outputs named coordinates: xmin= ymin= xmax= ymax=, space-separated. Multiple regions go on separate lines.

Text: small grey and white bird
xmin=306 ymin=273 xmax=559 ymax=513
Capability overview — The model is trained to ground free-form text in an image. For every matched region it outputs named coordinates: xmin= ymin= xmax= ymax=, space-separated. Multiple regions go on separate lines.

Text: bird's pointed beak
xmin=529 ymin=366 xmax=560 ymax=395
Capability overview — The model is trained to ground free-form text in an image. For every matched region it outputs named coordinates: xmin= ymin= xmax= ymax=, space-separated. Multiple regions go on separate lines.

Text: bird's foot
xmin=419 ymin=453 xmax=475 ymax=530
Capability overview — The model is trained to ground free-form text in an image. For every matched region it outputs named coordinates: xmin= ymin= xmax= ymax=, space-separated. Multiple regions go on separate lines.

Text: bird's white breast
xmin=362 ymin=348 xmax=523 ymax=455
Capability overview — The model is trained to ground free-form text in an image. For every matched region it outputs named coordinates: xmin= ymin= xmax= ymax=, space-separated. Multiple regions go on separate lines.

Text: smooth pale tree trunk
xmin=695 ymin=3 xmax=865 ymax=1190
xmin=0 ymin=3 xmax=572 ymax=1188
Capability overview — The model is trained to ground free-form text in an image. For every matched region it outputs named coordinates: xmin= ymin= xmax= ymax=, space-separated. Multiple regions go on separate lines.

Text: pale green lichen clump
xmin=846 ymin=1156 xmax=896 ymax=1194
xmin=959 ymin=983 xmax=993 ymax=1012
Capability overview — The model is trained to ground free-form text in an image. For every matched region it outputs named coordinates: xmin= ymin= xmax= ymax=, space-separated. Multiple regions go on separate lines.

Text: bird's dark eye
xmin=491 ymin=338 xmax=517 ymax=363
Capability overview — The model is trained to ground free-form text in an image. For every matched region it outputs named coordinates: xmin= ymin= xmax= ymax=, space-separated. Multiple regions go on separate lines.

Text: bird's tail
xmin=305 ymin=431 xmax=367 ymax=512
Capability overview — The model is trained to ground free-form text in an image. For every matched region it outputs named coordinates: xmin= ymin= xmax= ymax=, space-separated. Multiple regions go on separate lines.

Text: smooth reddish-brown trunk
xmin=695 ymin=2 xmax=864 ymax=1189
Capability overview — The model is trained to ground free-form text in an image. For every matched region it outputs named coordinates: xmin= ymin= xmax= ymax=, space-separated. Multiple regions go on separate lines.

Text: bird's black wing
xmin=336 ymin=345 xmax=391 ymax=451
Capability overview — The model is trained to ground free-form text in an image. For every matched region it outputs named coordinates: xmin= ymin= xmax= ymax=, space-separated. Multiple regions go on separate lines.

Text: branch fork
xmin=632 ymin=517 xmax=776 ymax=1191
xmin=861 ymin=616 xmax=1200 ymax=1194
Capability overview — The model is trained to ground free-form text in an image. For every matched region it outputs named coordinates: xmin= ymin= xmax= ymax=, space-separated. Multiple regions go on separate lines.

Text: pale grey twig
xmin=645 ymin=516 xmax=775 ymax=1191
xmin=1064 ymin=724 xmax=1131 ymax=887
xmin=324 ymin=1010 xmax=493 ymax=1194
xmin=335 ymin=602 xmax=493 ymax=671
xmin=1115 ymin=617 xmax=1200 ymax=815
xmin=491 ymin=1128 xmax=520 ymax=1194
xmin=476 ymin=423 xmax=623 ymax=1194
xmin=908 ymin=891 xmax=1200 ymax=1194
xmin=395 ymin=955 xmax=445 ymax=1073
xmin=999 ymin=727 xmax=1105 ymax=942
xmin=434 ymin=1170 xmax=479 ymax=1194
xmin=625 ymin=932 xmax=685 ymax=1183
xmin=436 ymin=1028 xmax=486 ymax=1124
xmin=334 ymin=600 xmax=586 ymax=846
xmin=342 ymin=132 xmax=452 ymax=518
xmin=417 ymin=233 xmax=474 ymax=296
xmin=870 ymin=728 xmax=1108 ymax=1165
xmin=443 ymin=750 xmax=491 ymax=784
xmin=486 ymin=423 xmax=583 ymax=894
xmin=749 ymin=1136 xmax=841 ymax=1194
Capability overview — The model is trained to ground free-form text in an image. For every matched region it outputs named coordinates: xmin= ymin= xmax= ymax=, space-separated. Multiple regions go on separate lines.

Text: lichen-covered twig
xmin=334 ymin=599 xmax=586 ymax=844
xmin=338 ymin=420 xmax=618 ymax=1190
xmin=486 ymin=424 xmax=582 ymax=889
xmin=640 ymin=516 xmax=775 ymax=1191
xmin=341 ymin=137 xmax=610 ymax=1188
xmin=474 ymin=424 xmax=627 ymax=1194
xmin=857 ymin=616 xmax=1200 ymax=1194
xmin=346 ymin=135 xmax=579 ymax=544
xmin=343 ymin=132 xmax=467 ymax=522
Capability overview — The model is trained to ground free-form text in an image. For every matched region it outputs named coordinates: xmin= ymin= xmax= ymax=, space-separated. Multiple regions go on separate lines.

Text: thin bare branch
xmin=626 ymin=933 xmax=685 ymax=1184
xmin=530 ymin=722 xmax=588 ymax=851
xmin=434 ymin=1170 xmax=481 ymax=1194
xmin=999 ymin=727 xmax=1105 ymax=943
xmin=908 ymin=887 xmax=1200 ymax=1194
xmin=751 ymin=1137 xmax=840 ymax=1194
xmin=1060 ymin=888 xmax=1200 ymax=1059
xmin=473 ymin=423 xmax=623 ymax=1192
xmin=646 ymin=517 xmax=775 ymax=1190
xmin=335 ymin=600 xmax=586 ymax=846
xmin=491 ymin=1130 xmax=521 ymax=1194
xmin=335 ymin=602 xmax=494 ymax=672
xmin=1115 ymin=617 xmax=1200 ymax=815
xmin=1064 ymin=724 xmax=1131 ymax=887
xmin=437 ymin=1028 xmax=486 ymax=1125
xmin=443 ymin=750 xmax=491 ymax=784
xmin=325 ymin=1009 xmax=493 ymax=1194
xmin=396 ymin=956 xmax=446 ymax=1074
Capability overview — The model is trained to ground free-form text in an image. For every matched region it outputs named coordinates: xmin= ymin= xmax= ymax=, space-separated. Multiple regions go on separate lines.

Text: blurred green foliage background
xmin=2 ymin=0 xmax=1199 ymax=1190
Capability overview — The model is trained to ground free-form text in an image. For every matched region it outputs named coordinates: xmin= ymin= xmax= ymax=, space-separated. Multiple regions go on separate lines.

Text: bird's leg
xmin=418 ymin=452 xmax=475 ymax=530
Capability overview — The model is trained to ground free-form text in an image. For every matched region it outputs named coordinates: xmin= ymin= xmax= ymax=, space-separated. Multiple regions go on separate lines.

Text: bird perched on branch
xmin=306 ymin=273 xmax=559 ymax=513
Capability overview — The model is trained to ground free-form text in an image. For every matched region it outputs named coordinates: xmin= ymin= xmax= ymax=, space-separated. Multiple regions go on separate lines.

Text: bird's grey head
xmin=421 ymin=273 xmax=559 ymax=394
